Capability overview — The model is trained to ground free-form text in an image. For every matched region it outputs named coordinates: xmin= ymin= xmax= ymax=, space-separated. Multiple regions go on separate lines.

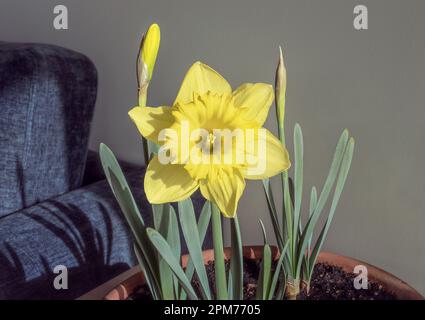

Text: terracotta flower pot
xmin=315 ymin=252 xmax=423 ymax=300
xmin=104 ymin=246 xmax=423 ymax=300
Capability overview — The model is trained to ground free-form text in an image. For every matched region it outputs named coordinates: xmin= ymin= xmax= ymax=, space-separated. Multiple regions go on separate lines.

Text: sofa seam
xmin=22 ymin=47 xmax=39 ymax=169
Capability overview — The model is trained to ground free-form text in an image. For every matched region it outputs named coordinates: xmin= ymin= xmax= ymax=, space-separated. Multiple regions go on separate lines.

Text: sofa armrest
xmin=0 ymin=42 xmax=97 ymax=217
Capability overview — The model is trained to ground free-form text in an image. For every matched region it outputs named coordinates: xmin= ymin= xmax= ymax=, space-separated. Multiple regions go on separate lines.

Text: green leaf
xmin=142 ymin=137 xmax=159 ymax=165
xmin=153 ymin=204 xmax=168 ymax=232
xmin=227 ymin=272 xmax=233 ymax=298
xmin=302 ymin=186 xmax=318 ymax=279
xmin=256 ymin=222 xmax=272 ymax=300
xmin=99 ymin=144 xmax=144 ymax=225
xmin=211 ymin=202 xmax=228 ymax=300
xmin=168 ymin=206 xmax=181 ymax=259
xmin=168 ymin=206 xmax=181 ymax=298
xmin=229 ymin=215 xmax=243 ymax=300
xmin=295 ymin=130 xmax=349 ymax=278
xmin=146 ymin=228 xmax=198 ymax=300
xmin=108 ymin=170 xmax=163 ymax=298
xmin=292 ymin=124 xmax=304 ymax=260
xmin=178 ymin=198 xmax=212 ymax=300
xmin=282 ymin=173 xmax=294 ymax=275
xmin=262 ymin=179 xmax=284 ymax=249
xmin=153 ymin=204 xmax=174 ymax=299
xmin=158 ymin=251 xmax=175 ymax=300
xmin=275 ymin=276 xmax=287 ymax=300
xmin=258 ymin=218 xmax=268 ymax=244
xmin=180 ymin=200 xmax=212 ymax=300
xmin=256 ymin=244 xmax=272 ymax=300
xmin=268 ymin=241 xmax=289 ymax=300
xmin=148 ymin=139 xmax=159 ymax=156
xmin=300 ymin=186 xmax=318 ymax=282
xmin=133 ymin=243 xmax=159 ymax=300
xmin=309 ymin=138 xmax=355 ymax=273
xmin=308 ymin=186 xmax=317 ymax=253
xmin=99 ymin=144 xmax=161 ymax=297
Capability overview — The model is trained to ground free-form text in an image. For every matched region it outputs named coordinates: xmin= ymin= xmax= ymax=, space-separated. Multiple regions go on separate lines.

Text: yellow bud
xmin=275 ymin=46 xmax=287 ymax=131
xmin=137 ymin=23 xmax=161 ymax=86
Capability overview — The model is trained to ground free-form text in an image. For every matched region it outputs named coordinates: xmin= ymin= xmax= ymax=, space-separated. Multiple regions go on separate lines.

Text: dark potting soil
xmin=128 ymin=259 xmax=396 ymax=300
xmin=298 ymin=263 xmax=395 ymax=300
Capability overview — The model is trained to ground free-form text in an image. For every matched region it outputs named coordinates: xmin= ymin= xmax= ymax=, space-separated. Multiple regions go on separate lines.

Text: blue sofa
xmin=0 ymin=42 xmax=209 ymax=299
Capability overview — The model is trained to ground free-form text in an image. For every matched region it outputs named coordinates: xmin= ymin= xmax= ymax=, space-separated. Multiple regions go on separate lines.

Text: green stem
xmin=279 ymin=119 xmax=297 ymax=278
xmin=142 ymin=138 xmax=149 ymax=165
xmin=278 ymin=125 xmax=286 ymax=148
xmin=138 ymin=85 xmax=150 ymax=165
xmin=283 ymin=173 xmax=294 ymax=276
xmin=211 ymin=202 xmax=228 ymax=300
xmin=278 ymin=123 xmax=292 ymax=272
xmin=230 ymin=215 xmax=243 ymax=299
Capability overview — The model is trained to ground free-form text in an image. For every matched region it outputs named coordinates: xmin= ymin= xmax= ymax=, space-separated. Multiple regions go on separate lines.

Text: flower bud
xmin=275 ymin=46 xmax=287 ymax=131
xmin=137 ymin=23 xmax=161 ymax=89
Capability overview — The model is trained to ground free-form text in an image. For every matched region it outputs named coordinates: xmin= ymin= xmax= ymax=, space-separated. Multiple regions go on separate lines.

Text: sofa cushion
xmin=0 ymin=42 xmax=97 ymax=217
xmin=0 ymin=172 xmax=140 ymax=299
xmin=0 ymin=166 xmax=210 ymax=299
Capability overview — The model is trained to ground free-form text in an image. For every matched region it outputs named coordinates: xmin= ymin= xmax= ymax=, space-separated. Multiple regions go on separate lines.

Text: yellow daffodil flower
xmin=129 ymin=62 xmax=290 ymax=217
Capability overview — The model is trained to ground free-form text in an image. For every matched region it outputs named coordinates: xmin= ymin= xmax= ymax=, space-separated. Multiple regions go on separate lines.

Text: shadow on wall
xmin=0 ymin=201 xmax=129 ymax=300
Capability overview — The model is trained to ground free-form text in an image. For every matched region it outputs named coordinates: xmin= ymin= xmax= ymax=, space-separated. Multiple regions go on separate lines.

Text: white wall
xmin=1 ymin=0 xmax=424 ymax=294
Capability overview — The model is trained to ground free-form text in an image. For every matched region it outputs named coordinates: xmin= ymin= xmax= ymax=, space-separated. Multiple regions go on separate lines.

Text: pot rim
xmin=104 ymin=246 xmax=423 ymax=300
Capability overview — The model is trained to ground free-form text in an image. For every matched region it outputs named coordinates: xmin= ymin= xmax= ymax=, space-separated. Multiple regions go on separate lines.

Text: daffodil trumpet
xmin=129 ymin=61 xmax=291 ymax=218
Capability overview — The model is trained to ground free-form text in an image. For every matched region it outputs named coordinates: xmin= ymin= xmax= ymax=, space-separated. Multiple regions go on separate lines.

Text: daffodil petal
xmin=174 ymin=62 xmax=232 ymax=105
xmin=241 ymin=128 xmax=290 ymax=179
xmin=232 ymin=83 xmax=274 ymax=126
xmin=128 ymin=106 xmax=174 ymax=143
xmin=144 ymin=155 xmax=199 ymax=203
xmin=200 ymin=167 xmax=245 ymax=218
